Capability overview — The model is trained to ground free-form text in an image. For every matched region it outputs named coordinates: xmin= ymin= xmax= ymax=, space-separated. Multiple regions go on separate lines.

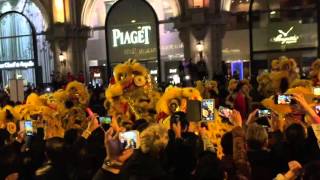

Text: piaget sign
xmin=0 ymin=61 xmax=34 ymax=69
xmin=270 ymin=26 xmax=300 ymax=45
xmin=112 ymin=26 xmax=152 ymax=47
xmin=106 ymin=0 xmax=160 ymax=82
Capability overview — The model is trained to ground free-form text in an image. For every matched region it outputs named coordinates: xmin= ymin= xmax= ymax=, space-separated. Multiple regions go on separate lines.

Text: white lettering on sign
xmin=270 ymin=26 xmax=299 ymax=45
xmin=150 ymin=69 xmax=157 ymax=75
xmin=169 ymin=69 xmax=177 ymax=73
xmin=0 ymin=61 xmax=34 ymax=69
xmin=112 ymin=26 xmax=151 ymax=47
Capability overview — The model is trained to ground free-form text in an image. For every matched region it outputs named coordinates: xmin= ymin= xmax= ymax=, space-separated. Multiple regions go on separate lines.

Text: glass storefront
xmin=224 ymin=0 xmax=319 ymax=79
xmin=84 ymin=0 xmax=183 ymax=84
xmin=249 ymin=0 xmax=319 ymax=78
xmin=0 ymin=0 xmax=53 ymax=88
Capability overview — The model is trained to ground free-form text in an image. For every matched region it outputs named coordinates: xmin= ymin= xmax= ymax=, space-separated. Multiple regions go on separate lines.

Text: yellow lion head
xmin=65 ymin=81 xmax=90 ymax=105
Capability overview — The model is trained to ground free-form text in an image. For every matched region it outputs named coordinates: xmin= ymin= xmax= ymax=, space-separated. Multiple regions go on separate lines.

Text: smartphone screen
xmin=119 ymin=130 xmax=140 ymax=149
xmin=314 ymin=87 xmax=320 ymax=96
xmin=315 ymin=105 xmax=320 ymax=116
xmin=201 ymin=99 xmax=215 ymax=121
xmin=25 ymin=120 xmax=33 ymax=136
xmin=99 ymin=116 xmax=112 ymax=124
xmin=218 ymin=106 xmax=232 ymax=119
xmin=275 ymin=95 xmax=292 ymax=105
xmin=257 ymin=109 xmax=271 ymax=118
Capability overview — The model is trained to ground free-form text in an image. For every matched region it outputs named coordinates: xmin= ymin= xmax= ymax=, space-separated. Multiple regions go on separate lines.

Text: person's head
xmin=64 ymin=128 xmax=81 ymax=146
xmin=0 ymin=146 xmax=21 ymax=179
xmin=285 ymin=123 xmax=306 ymax=144
xmin=45 ymin=137 xmax=65 ymax=164
xmin=302 ymin=161 xmax=320 ymax=180
xmin=246 ymin=123 xmax=268 ymax=150
xmin=140 ymin=124 xmax=168 ymax=155
xmin=170 ymin=111 xmax=189 ymax=132
xmin=132 ymin=119 xmax=149 ymax=133
xmin=194 ymin=151 xmax=224 ymax=180
xmin=221 ymin=131 xmax=233 ymax=156
xmin=0 ymin=129 xmax=9 ymax=148
xmin=235 ymin=81 xmax=249 ymax=94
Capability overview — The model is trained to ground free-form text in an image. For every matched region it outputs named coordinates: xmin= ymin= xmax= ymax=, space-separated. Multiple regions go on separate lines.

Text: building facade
xmin=0 ymin=0 xmax=318 ymax=87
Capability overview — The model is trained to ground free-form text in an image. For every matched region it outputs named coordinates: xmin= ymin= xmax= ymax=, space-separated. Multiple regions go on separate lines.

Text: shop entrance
xmin=0 ymin=12 xmax=39 ymax=88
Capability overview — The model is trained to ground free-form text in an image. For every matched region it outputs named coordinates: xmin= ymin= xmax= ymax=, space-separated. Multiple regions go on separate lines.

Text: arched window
xmin=0 ymin=12 xmax=36 ymax=87
xmin=0 ymin=0 xmax=53 ymax=87
xmin=83 ymin=0 xmax=183 ymax=85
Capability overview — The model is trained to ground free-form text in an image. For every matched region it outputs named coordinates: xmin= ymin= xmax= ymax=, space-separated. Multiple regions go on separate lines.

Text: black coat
xmin=120 ymin=149 xmax=169 ymax=180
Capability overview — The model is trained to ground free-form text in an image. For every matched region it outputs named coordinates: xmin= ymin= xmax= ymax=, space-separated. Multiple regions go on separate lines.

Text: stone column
xmin=178 ymin=28 xmax=192 ymax=60
xmin=46 ymin=24 xmax=90 ymax=82
xmin=209 ymin=24 xmax=225 ymax=77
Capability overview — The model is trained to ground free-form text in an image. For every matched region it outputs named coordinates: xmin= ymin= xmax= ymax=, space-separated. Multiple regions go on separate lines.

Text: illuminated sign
xmin=93 ymin=73 xmax=101 ymax=78
xmin=112 ymin=26 xmax=151 ymax=47
xmin=169 ymin=68 xmax=177 ymax=74
xmin=106 ymin=0 xmax=160 ymax=82
xmin=270 ymin=26 xmax=299 ymax=45
xmin=0 ymin=61 xmax=34 ymax=69
xmin=150 ymin=69 xmax=158 ymax=75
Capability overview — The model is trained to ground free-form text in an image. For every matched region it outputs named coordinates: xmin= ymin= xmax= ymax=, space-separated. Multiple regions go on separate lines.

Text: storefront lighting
xmin=191 ymin=0 xmax=204 ymax=8
xmin=196 ymin=41 xmax=204 ymax=52
xmin=172 ymin=74 xmax=180 ymax=84
xmin=59 ymin=52 xmax=66 ymax=66
xmin=169 ymin=69 xmax=177 ymax=74
xmin=45 ymin=87 xmax=52 ymax=92
xmin=150 ymin=70 xmax=158 ymax=75
xmin=16 ymin=74 xmax=22 ymax=79
xmin=94 ymin=73 xmax=101 ymax=78
xmin=53 ymin=0 xmax=65 ymax=23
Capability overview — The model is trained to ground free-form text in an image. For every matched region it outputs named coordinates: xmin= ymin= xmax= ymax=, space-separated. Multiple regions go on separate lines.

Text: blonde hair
xmin=140 ymin=124 xmax=168 ymax=154
xmin=246 ymin=123 xmax=268 ymax=149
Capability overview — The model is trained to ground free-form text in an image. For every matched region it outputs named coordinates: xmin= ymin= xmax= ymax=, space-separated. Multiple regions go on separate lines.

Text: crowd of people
xmin=1 ymin=57 xmax=320 ymax=180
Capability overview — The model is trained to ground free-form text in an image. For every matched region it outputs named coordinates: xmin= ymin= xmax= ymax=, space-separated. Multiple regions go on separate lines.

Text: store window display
xmin=0 ymin=0 xmax=53 ymax=87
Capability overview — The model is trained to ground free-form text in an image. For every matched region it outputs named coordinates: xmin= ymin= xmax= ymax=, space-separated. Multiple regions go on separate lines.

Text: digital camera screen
xmin=99 ymin=116 xmax=111 ymax=124
xmin=277 ymin=95 xmax=292 ymax=105
xmin=218 ymin=106 xmax=232 ymax=119
xmin=258 ymin=109 xmax=271 ymax=118
xmin=315 ymin=105 xmax=320 ymax=116
xmin=119 ymin=130 xmax=139 ymax=149
xmin=25 ymin=120 xmax=33 ymax=136
xmin=314 ymin=87 xmax=320 ymax=96
xmin=201 ymin=99 xmax=215 ymax=121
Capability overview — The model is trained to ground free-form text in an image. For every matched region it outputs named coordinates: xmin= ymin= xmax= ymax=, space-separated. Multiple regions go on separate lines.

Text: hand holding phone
xmin=86 ymin=108 xmax=94 ymax=117
xmin=119 ymin=130 xmax=140 ymax=150
xmin=99 ymin=116 xmax=112 ymax=131
xmin=218 ymin=106 xmax=233 ymax=119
